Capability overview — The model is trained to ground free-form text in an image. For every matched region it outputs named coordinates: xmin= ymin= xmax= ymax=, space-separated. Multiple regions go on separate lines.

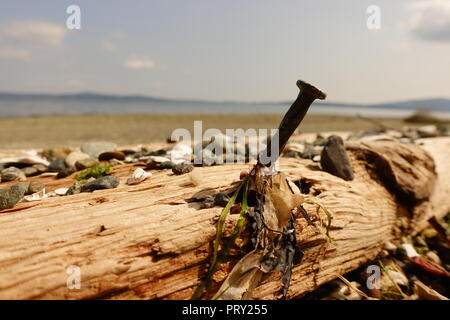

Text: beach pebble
xmin=81 ymin=176 xmax=120 ymax=192
xmin=214 ymin=192 xmax=230 ymax=207
xmin=0 ymin=183 xmax=28 ymax=210
xmin=202 ymin=195 xmax=215 ymax=208
xmin=172 ymin=162 xmax=194 ymax=175
xmin=65 ymin=151 xmax=90 ymax=168
xmin=98 ymin=151 xmax=126 ymax=161
xmin=21 ymin=166 xmax=38 ymax=177
xmin=48 ymin=158 xmax=67 ymax=172
xmin=65 ymin=182 xmax=82 ymax=196
xmin=384 ymin=241 xmax=397 ymax=252
xmin=1 ymin=167 xmax=26 ymax=182
xmin=56 ymin=167 xmax=75 ymax=179
xmin=28 ymin=181 xmax=45 ymax=194
xmin=33 ymin=164 xmax=48 ymax=173
xmin=75 ymin=158 xmax=99 ymax=171
xmin=53 ymin=187 xmax=69 ymax=196
xmin=40 ymin=147 xmax=74 ymax=161
xmin=188 ymin=169 xmax=203 ymax=186
xmin=426 ymin=251 xmax=442 ymax=265
xmin=81 ymin=142 xmax=117 ymax=158
xmin=127 ymin=168 xmax=152 ymax=185
xmin=417 ymin=125 xmax=438 ymax=138
xmin=320 ymin=135 xmax=354 ymax=181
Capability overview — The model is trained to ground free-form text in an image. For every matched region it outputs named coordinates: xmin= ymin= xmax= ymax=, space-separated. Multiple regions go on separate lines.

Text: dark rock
xmin=98 ymin=151 xmax=126 ymax=161
xmin=120 ymin=149 xmax=137 ymax=156
xmin=22 ymin=166 xmax=38 ymax=177
xmin=28 ymin=181 xmax=45 ymax=194
xmin=75 ymin=158 xmax=99 ymax=171
xmin=48 ymin=158 xmax=67 ymax=172
xmin=202 ymin=195 xmax=215 ymax=209
xmin=172 ymin=162 xmax=194 ymax=175
xmin=1 ymin=167 xmax=26 ymax=182
xmin=214 ymin=192 xmax=230 ymax=207
xmin=148 ymin=149 xmax=168 ymax=156
xmin=56 ymin=167 xmax=75 ymax=179
xmin=0 ymin=183 xmax=28 ymax=210
xmin=320 ymin=135 xmax=354 ymax=181
xmin=65 ymin=182 xmax=82 ymax=196
xmin=301 ymin=147 xmax=320 ymax=160
xmin=283 ymin=150 xmax=301 ymax=159
xmin=160 ymin=161 xmax=173 ymax=169
xmin=81 ymin=176 xmax=120 ymax=192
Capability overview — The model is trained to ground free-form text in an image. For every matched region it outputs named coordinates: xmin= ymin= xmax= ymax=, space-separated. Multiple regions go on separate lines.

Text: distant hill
xmin=0 ymin=92 xmax=449 ymax=111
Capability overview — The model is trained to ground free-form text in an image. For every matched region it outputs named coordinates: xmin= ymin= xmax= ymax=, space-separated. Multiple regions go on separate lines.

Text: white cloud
xmin=0 ymin=47 xmax=30 ymax=61
xmin=407 ymin=0 xmax=450 ymax=42
xmin=0 ymin=20 xmax=66 ymax=46
xmin=123 ymin=56 xmax=155 ymax=70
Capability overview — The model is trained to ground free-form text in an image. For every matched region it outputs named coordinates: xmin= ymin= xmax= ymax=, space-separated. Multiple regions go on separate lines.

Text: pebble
xmin=28 ymin=181 xmax=45 ymax=194
xmin=54 ymin=188 xmax=69 ymax=196
xmin=81 ymin=176 xmax=120 ymax=192
xmin=417 ymin=125 xmax=438 ymax=138
xmin=65 ymin=182 xmax=82 ymax=196
xmin=80 ymin=142 xmax=117 ymax=158
xmin=1 ymin=167 xmax=26 ymax=182
xmin=426 ymin=251 xmax=442 ymax=265
xmin=202 ymin=195 xmax=215 ymax=208
xmin=33 ymin=164 xmax=48 ymax=173
xmin=0 ymin=183 xmax=28 ymax=210
xmin=40 ymin=147 xmax=73 ymax=161
xmin=188 ymin=170 xmax=203 ymax=186
xmin=98 ymin=151 xmax=126 ymax=161
xmin=75 ymin=158 xmax=99 ymax=171
xmin=320 ymin=135 xmax=354 ymax=181
xmin=65 ymin=151 xmax=90 ymax=168
xmin=172 ymin=162 xmax=194 ymax=175
xmin=47 ymin=158 xmax=67 ymax=172
xmin=56 ymin=167 xmax=75 ymax=179
xmin=21 ymin=166 xmax=39 ymax=177
xmin=214 ymin=192 xmax=230 ymax=207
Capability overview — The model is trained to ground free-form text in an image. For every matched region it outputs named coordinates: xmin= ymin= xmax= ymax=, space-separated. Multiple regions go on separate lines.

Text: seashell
xmin=54 ymin=188 xmax=69 ymax=196
xmin=188 ymin=169 xmax=203 ymax=186
xmin=127 ymin=168 xmax=152 ymax=185
xmin=23 ymin=189 xmax=47 ymax=202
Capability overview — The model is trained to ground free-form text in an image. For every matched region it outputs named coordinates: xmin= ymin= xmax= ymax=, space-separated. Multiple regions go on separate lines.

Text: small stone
xmin=48 ymin=158 xmax=67 ymax=172
xmin=188 ymin=170 xmax=202 ymax=186
xmin=75 ymin=158 xmax=99 ymax=171
xmin=81 ymin=176 xmax=120 ymax=192
xmin=65 ymin=151 xmax=90 ymax=167
xmin=28 ymin=181 xmax=45 ymax=194
xmin=301 ymin=146 xmax=320 ymax=159
xmin=98 ymin=151 xmax=126 ymax=161
xmin=426 ymin=251 xmax=442 ymax=265
xmin=160 ymin=161 xmax=173 ymax=169
xmin=313 ymin=134 xmax=327 ymax=146
xmin=56 ymin=167 xmax=75 ymax=179
xmin=423 ymin=227 xmax=438 ymax=238
xmin=417 ymin=125 xmax=438 ymax=138
xmin=172 ymin=162 xmax=194 ymax=175
xmin=0 ymin=183 xmax=28 ymax=210
xmin=312 ymin=155 xmax=321 ymax=162
xmin=40 ymin=147 xmax=73 ymax=161
xmin=33 ymin=164 xmax=48 ymax=173
xmin=54 ymin=188 xmax=69 ymax=196
xmin=384 ymin=241 xmax=397 ymax=252
xmin=320 ymin=135 xmax=354 ymax=181
xmin=202 ymin=195 xmax=215 ymax=208
xmin=1 ymin=167 xmax=26 ymax=182
xmin=21 ymin=166 xmax=38 ymax=177
xmin=65 ymin=182 xmax=82 ymax=196
xmin=214 ymin=192 xmax=230 ymax=207
xmin=81 ymin=142 xmax=117 ymax=158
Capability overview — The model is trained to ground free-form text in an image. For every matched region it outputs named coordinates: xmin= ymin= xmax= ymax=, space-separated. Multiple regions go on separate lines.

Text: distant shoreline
xmin=0 ymin=113 xmax=419 ymax=150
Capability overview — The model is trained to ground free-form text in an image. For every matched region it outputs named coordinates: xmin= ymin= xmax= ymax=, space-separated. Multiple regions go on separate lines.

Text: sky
xmin=0 ymin=0 xmax=449 ymax=104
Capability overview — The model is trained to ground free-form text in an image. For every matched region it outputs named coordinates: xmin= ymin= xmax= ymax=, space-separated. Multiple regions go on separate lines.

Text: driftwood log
xmin=0 ymin=137 xmax=449 ymax=300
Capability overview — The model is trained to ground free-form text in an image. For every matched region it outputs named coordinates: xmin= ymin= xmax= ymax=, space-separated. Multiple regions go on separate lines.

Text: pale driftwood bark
xmin=0 ymin=138 xmax=449 ymax=300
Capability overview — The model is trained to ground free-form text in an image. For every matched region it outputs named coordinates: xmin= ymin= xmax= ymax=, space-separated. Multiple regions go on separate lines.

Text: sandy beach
xmin=0 ymin=113 xmax=411 ymax=150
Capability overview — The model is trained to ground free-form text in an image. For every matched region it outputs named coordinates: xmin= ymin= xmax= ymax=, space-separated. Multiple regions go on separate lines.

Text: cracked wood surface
xmin=0 ymin=138 xmax=449 ymax=300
